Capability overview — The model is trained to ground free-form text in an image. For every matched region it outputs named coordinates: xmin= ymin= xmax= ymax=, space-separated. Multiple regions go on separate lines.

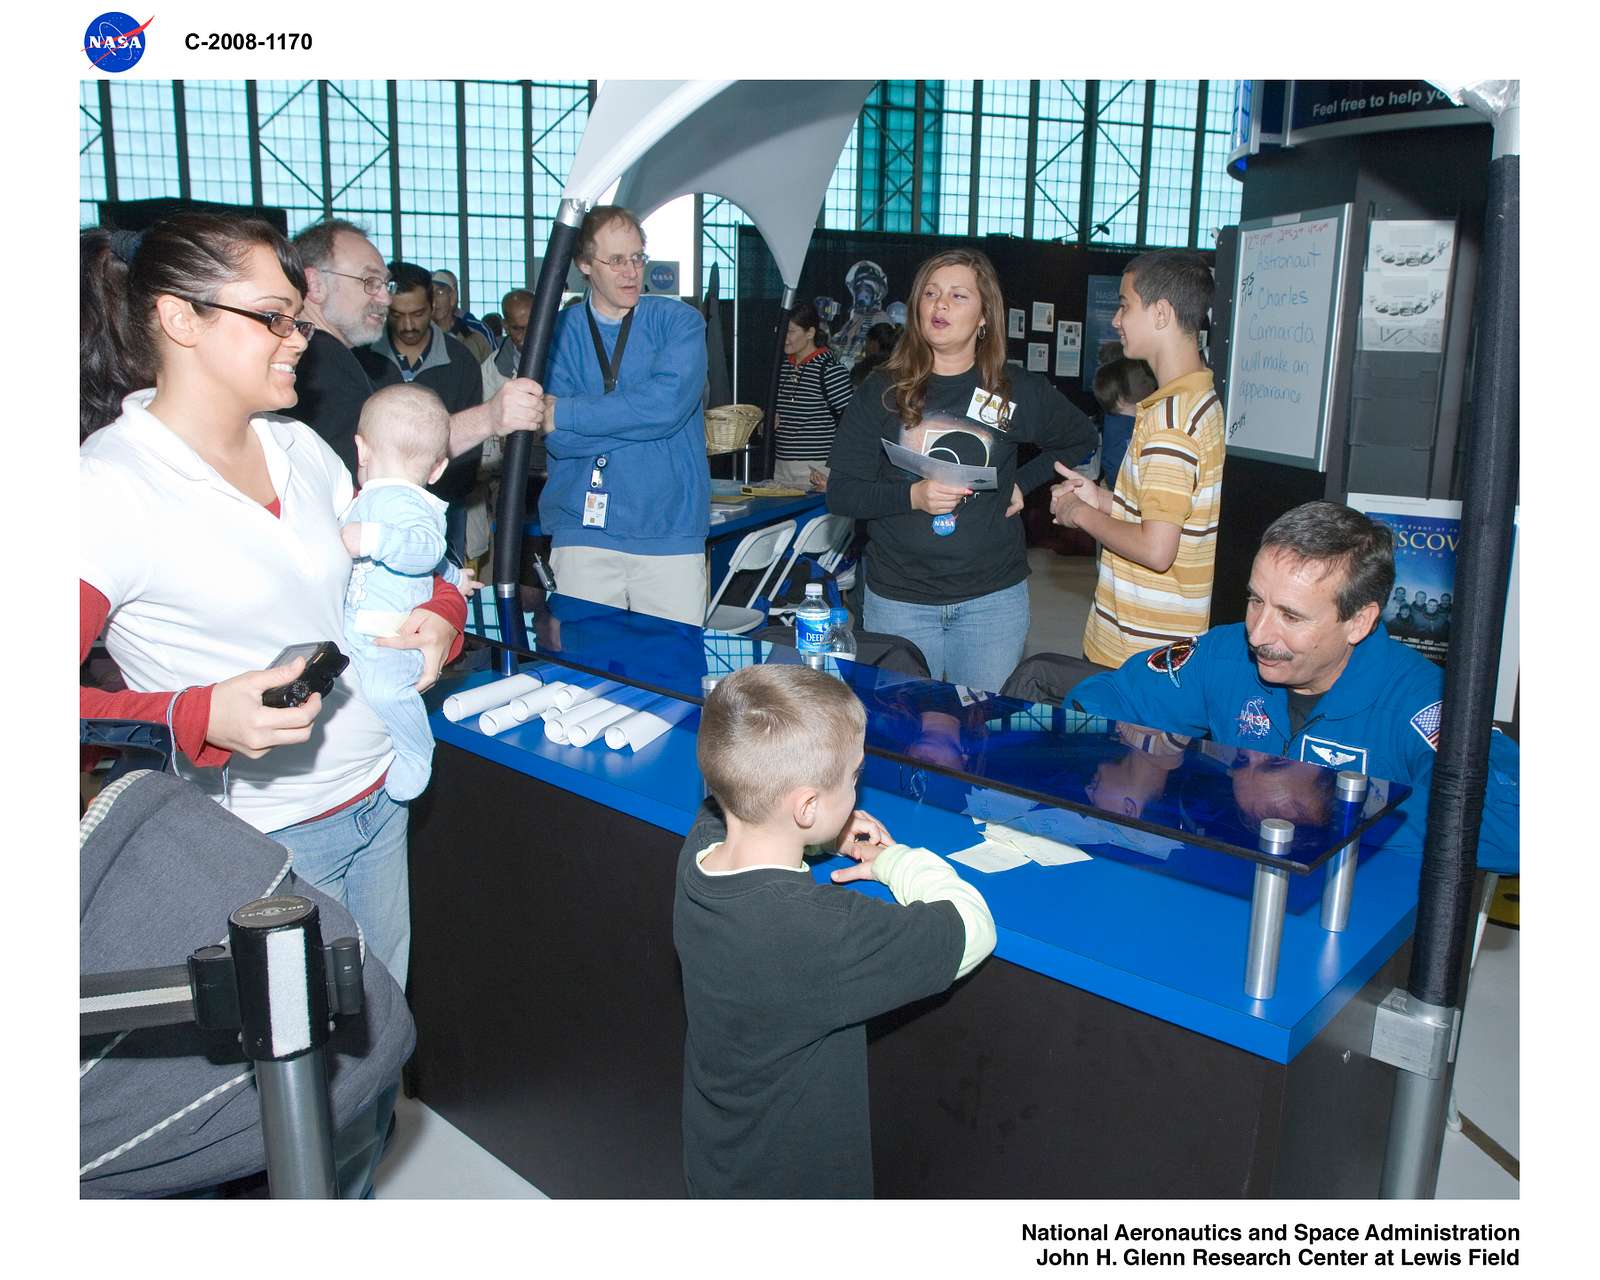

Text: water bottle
xmin=826 ymin=607 xmax=857 ymax=662
xmin=795 ymin=584 xmax=831 ymax=658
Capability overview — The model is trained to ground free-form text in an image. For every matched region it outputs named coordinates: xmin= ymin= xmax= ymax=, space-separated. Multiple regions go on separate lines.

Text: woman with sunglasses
xmin=80 ymin=212 xmax=465 ymax=988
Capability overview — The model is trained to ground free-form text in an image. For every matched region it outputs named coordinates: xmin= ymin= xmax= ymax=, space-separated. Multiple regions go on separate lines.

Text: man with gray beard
xmin=291 ymin=218 xmax=544 ymax=480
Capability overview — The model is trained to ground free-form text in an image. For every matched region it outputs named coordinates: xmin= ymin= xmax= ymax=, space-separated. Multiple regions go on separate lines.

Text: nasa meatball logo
xmin=1236 ymin=697 xmax=1271 ymax=738
xmin=83 ymin=12 xmax=152 ymax=71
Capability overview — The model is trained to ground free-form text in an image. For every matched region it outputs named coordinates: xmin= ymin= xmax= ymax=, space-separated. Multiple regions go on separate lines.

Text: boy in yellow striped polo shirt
xmin=1050 ymin=250 xmax=1225 ymax=668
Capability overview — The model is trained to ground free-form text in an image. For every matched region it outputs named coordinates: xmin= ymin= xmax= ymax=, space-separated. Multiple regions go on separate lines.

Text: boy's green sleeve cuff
xmin=869 ymin=842 xmax=918 ymax=889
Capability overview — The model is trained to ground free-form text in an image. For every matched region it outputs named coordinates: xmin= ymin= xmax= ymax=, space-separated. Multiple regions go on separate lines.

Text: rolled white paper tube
xmin=443 ymin=672 xmax=543 ymax=722
xmin=543 ymin=715 xmax=571 ymax=745
xmin=553 ymin=696 xmax=617 ymax=733
xmin=478 ymin=700 xmax=536 ymax=736
xmin=545 ymin=697 xmax=618 ymax=743
xmin=564 ymin=700 xmax=641 ymax=747
xmin=604 ymin=698 xmax=697 ymax=751
xmin=550 ymin=686 xmax=658 ymax=745
xmin=550 ymin=678 xmax=621 ymax=713
xmin=509 ymin=682 xmax=572 ymax=721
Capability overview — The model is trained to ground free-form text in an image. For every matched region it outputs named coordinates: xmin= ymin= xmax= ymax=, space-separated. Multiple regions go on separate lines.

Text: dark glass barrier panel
xmin=460 ymin=594 xmax=1409 ymax=886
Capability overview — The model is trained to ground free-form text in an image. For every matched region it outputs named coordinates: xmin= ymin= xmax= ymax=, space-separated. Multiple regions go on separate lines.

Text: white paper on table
xmin=1005 ymin=807 xmax=1178 ymax=861
xmin=948 ymin=841 xmax=1032 ymax=873
xmin=881 ymin=439 xmax=997 ymax=491
xmin=546 ymin=685 xmax=659 ymax=746
xmin=549 ymin=678 xmax=621 ymax=714
xmin=555 ymin=688 xmax=651 ymax=746
xmin=546 ymin=697 xmax=615 ymax=744
xmin=983 ymin=821 xmax=1092 ymax=867
xmin=479 ymin=700 xmax=536 ymax=736
xmin=605 ymin=698 xmax=697 ymax=751
xmin=443 ymin=671 xmax=543 ymax=722
xmin=565 ymin=700 xmax=641 ymax=746
xmin=560 ymin=694 xmax=623 ymax=728
xmin=508 ymin=682 xmax=573 ymax=721
xmin=963 ymin=786 xmax=1042 ymax=824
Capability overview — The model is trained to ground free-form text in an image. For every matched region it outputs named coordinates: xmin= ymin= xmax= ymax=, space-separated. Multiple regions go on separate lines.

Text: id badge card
xmin=966 ymin=386 xmax=1017 ymax=429
xmin=582 ymin=490 xmax=609 ymax=528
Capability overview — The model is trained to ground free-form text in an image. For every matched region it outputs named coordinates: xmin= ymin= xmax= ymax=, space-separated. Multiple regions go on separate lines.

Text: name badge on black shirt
xmin=966 ymin=386 xmax=1016 ymax=430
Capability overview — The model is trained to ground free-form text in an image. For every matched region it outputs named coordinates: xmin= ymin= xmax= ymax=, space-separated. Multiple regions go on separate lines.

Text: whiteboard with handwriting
xmin=1223 ymin=204 xmax=1352 ymax=470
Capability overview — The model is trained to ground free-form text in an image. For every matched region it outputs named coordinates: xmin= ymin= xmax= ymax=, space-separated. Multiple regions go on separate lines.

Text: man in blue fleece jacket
xmin=538 ymin=205 xmax=710 ymax=625
xmin=1068 ymin=501 xmax=1519 ymax=870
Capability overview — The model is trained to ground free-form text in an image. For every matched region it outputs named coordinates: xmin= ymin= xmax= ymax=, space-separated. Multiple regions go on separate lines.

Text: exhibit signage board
xmin=1082 ymin=274 xmax=1123 ymax=391
xmin=1223 ymin=204 xmax=1352 ymax=471
xmin=1348 ymin=493 xmax=1520 ymax=724
xmin=1286 ymin=80 xmax=1474 ymax=144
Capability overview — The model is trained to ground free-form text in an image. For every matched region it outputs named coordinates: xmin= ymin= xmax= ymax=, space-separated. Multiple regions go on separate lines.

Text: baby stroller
xmin=80 ymin=719 xmax=415 ymax=1198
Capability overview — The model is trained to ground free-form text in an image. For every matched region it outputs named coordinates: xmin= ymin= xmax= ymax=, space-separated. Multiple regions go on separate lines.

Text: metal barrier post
xmin=1320 ymin=771 xmax=1369 ymax=932
xmin=228 ymin=896 xmax=338 ymax=1199
xmin=1244 ymin=818 xmax=1295 ymax=1000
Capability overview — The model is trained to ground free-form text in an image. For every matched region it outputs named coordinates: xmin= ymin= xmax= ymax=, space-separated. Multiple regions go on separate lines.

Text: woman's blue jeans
xmin=863 ymin=579 xmax=1030 ymax=694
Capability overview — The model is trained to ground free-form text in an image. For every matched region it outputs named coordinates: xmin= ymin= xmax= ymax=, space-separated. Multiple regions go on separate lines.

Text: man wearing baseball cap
xmin=430 ymin=268 xmax=494 ymax=362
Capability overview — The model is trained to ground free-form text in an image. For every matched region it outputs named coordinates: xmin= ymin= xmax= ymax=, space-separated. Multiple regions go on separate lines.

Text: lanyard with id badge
xmin=581 ymin=303 xmax=635 ymax=529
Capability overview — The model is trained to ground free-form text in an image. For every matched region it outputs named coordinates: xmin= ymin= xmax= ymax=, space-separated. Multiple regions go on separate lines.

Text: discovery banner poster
xmin=1348 ymin=493 xmax=1519 ymax=723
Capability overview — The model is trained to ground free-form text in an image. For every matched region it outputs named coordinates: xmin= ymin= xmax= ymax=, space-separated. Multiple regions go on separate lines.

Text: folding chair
xmin=704 ymin=519 xmax=796 ymax=634
xmin=755 ymin=508 xmax=857 ymax=611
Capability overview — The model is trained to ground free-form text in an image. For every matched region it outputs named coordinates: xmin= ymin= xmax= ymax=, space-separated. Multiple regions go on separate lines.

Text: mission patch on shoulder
xmin=1147 ymin=638 xmax=1197 ymax=678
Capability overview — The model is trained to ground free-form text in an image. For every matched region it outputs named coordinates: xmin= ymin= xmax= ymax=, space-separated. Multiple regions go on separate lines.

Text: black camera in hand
xmin=261 ymin=641 xmax=350 ymax=709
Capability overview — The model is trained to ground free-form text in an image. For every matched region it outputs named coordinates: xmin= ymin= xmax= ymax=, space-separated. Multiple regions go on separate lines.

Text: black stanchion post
xmin=228 ymin=896 xmax=338 ymax=1199
xmin=1378 ymin=82 xmax=1519 ymax=1199
xmin=493 ymin=199 xmax=585 ymax=673
xmin=759 ymin=287 xmax=798 ymax=483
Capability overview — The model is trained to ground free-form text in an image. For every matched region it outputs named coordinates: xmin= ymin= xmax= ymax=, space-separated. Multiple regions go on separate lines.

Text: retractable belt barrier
xmin=80 ymin=894 xmax=363 ymax=1199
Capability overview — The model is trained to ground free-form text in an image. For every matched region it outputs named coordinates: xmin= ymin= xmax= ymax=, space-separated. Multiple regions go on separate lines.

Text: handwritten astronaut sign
xmin=1223 ymin=205 xmax=1352 ymax=471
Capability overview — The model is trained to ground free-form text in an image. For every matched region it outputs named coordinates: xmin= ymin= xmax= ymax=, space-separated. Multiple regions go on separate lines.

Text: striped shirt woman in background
xmin=773 ymin=302 xmax=853 ymax=490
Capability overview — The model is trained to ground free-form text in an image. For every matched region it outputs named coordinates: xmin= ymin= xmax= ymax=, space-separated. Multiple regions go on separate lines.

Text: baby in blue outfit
xmin=340 ymin=383 xmax=464 ymax=801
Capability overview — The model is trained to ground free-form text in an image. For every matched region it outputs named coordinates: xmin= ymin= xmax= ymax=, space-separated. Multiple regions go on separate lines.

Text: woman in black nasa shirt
xmin=827 ymin=248 xmax=1095 ymax=692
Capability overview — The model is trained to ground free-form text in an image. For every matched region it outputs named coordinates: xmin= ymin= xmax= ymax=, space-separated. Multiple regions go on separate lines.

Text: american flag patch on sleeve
xmin=1410 ymin=700 xmax=1443 ymax=751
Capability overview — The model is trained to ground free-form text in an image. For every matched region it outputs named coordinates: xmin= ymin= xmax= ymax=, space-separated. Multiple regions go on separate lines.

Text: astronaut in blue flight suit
xmin=1069 ymin=501 xmax=1519 ymax=869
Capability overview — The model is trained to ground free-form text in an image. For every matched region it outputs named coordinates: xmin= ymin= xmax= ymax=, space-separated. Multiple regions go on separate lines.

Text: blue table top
xmin=460 ymin=598 xmax=1410 ymax=876
xmin=428 ymin=653 xmax=1421 ymax=1065
xmin=518 ymin=490 xmax=826 ymax=542
xmin=707 ymin=491 xmax=827 ymax=541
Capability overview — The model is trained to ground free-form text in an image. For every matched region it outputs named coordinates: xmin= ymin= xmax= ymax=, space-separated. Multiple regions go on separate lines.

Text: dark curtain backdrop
xmin=734 ymin=227 xmax=1210 ymax=421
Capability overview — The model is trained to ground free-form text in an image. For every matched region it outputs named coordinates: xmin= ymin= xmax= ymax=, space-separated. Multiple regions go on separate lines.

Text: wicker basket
xmin=705 ymin=404 xmax=763 ymax=455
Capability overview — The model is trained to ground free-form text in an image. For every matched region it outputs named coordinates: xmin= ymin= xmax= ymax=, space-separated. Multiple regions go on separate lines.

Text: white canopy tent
xmin=567 ymin=79 xmax=876 ymax=291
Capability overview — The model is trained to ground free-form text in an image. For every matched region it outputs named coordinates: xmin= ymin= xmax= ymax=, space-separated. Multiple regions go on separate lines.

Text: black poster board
xmin=734 ymin=228 xmax=1191 ymax=420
